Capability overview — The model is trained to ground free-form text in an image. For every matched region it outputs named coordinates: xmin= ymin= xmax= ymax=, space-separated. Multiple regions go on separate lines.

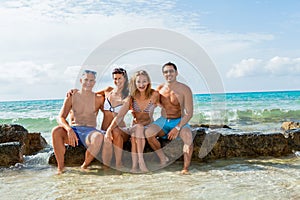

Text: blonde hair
xmin=129 ymin=70 xmax=152 ymax=99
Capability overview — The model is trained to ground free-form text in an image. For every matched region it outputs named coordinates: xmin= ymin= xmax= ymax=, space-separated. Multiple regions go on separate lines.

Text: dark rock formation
xmin=0 ymin=142 xmax=23 ymax=166
xmin=0 ymin=124 xmax=27 ymax=144
xmin=194 ymin=128 xmax=300 ymax=161
xmin=48 ymin=145 xmax=102 ymax=166
xmin=0 ymin=124 xmax=48 ymax=166
xmin=48 ymin=127 xmax=300 ymax=166
xmin=23 ymin=132 xmax=48 ymax=155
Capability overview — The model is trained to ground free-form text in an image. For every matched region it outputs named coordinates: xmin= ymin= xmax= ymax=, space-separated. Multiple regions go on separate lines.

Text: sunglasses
xmin=83 ymin=69 xmax=97 ymax=75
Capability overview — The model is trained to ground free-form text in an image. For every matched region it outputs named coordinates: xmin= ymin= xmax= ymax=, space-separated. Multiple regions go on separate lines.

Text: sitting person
xmin=106 ymin=70 xmax=159 ymax=173
xmin=145 ymin=62 xmax=194 ymax=174
xmin=52 ymin=69 xmax=104 ymax=174
xmin=68 ymin=68 xmax=130 ymax=169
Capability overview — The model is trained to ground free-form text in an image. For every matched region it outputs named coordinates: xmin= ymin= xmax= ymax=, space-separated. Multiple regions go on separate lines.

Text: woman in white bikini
xmin=106 ymin=70 xmax=159 ymax=173
xmin=96 ymin=68 xmax=129 ymax=169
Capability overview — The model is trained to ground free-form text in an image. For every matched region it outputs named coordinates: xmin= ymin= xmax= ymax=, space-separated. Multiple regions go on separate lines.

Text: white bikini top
xmin=103 ymin=93 xmax=123 ymax=113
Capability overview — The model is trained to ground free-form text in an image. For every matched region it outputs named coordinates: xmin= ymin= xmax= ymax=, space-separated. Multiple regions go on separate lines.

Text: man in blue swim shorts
xmin=145 ymin=62 xmax=194 ymax=175
xmin=52 ymin=70 xmax=105 ymax=174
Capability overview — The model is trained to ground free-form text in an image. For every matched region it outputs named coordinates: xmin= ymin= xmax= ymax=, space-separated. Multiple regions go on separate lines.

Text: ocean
xmin=0 ymin=90 xmax=300 ymax=199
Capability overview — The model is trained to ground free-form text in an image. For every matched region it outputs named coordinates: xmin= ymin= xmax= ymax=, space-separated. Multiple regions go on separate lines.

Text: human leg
xmin=130 ymin=135 xmax=138 ymax=172
xmin=145 ymin=124 xmax=168 ymax=165
xmin=134 ymin=124 xmax=148 ymax=172
xmin=112 ymin=127 xmax=129 ymax=169
xmin=51 ymin=126 xmax=68 ymax=174
xmin=179 ymin=127 xmax=193 ymax=174
xmin=102 ymin=138 xmax=113 ymax=167
xmin=81 ymin=131 xmax=104 ymax=169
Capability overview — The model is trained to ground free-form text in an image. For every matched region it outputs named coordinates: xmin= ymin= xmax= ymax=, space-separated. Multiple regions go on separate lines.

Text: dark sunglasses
xmin=83 ymin=69 xmax=97 ymax=75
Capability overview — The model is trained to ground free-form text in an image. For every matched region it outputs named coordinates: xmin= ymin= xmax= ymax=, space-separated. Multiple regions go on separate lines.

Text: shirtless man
xmin=52 ymin=70 xmax=104 ymax=174
xmin=145 ymin=62 xmax=194 ymax=174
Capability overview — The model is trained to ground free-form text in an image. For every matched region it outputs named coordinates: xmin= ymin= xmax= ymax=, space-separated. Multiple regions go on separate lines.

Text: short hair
xmin=162 ymin=62 xmax=177 ymax=72
xmin=129 ymin=70 xmax=152 ymax=99
xmin=82 ymin=69 xmax=97 ymax=77
xmin=112 ymin=67 xmax=129 ymax=99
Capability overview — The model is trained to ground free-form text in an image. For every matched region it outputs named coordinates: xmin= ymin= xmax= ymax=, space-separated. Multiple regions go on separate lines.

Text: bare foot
xmin=139 ymin=161 xmax=149 ymax=173
xmin=160 ymin=156 xmax=169 ymax=166
xmin=57 ymin=168 xmax=64 ymax=175
xmin=130 ymin=168 xmax=138 ymax=173
xmin=80 ymin=164 xmax=90 ymax=172
xmin=180 ymin=169 xmax=190 ymax=175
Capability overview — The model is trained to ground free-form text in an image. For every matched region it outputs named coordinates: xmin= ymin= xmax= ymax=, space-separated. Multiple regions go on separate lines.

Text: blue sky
xmin=0 ymin=0 xmax=299 ymax=101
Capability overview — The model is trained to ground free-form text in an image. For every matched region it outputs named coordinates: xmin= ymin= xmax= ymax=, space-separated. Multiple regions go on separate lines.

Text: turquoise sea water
xmin=0 ymin=90 xmax=300 ymax=199
xmin=1 ymin=90 xmax=299 ymax=142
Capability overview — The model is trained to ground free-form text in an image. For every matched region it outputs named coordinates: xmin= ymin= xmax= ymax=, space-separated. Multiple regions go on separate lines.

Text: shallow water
xmin=1 ymin=156 xmax=299 ymax=200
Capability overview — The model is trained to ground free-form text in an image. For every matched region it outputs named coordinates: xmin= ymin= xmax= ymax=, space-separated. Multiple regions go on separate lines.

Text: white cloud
xmin=227 ymin=56 xmax=300 ymax=78
xmin=226 ymin=58 xmax=262 ymax=78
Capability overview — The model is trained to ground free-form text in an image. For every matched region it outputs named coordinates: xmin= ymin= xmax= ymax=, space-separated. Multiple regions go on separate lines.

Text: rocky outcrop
xmin=48 ymin=145 xmax=101 ymax=166
xmin=0 ymin=124 xmax=48 ymax=166
xmin=0 ymin=142 xmax=23 ymax=166
xmin=194 ymin=128 xmax=300 ymax=161
xmin=23 ymin=132 xmax=48 ymax=155
xmin=48 ymin=126 xmax=300 ymax=166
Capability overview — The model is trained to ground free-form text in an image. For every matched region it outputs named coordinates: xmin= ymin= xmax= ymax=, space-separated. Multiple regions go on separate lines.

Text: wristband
xmin=175 ymin=126 xmax=181 ymax=131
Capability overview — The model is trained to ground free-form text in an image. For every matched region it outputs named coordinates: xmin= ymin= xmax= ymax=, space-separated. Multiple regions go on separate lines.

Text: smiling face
xmin=80 ymin=72 xmax=96 ymax=91
xmin=162 ymin=64 xmax=178 ymax=83
xmin=113 ymin=73 xmax=126 ymax=89
xmin=135 ymin=74 xmax=149 ymax=93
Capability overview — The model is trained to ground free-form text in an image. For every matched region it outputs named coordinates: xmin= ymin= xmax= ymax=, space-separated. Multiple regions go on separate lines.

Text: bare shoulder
xmin=156 ymin=84 xmax=164 ymax=91
xmin=177 ymin=82 xmax=192 ymax=92
xmin=151 ymin=89 xmax=159 ymax=97
xmin=96 ymin=86 xmax=113 ymax=96
xmin=151 ymin=89 xmax=160 ymax=101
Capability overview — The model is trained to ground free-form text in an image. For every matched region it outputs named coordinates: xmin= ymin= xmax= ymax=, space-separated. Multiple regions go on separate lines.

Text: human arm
xmin=95 ymin=86 xmax=113 ymax=96
xmin=168 ymin=85 xmax=193 ymax=140
xmin=57 ymin=96 xmax=79 ymax=147
xmin=105 ymin=97 xmax=131 ymax=141
xmin=66 ymin=89 xmax=79 ymax=97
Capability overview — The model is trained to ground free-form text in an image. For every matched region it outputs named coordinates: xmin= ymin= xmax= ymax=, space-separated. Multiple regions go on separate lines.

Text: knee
xmin=112 ymin=128 xmax=123 ymax=140
xmin=144 ymin=128 xmax=153 ymax=138
xmin=146 ymin=136 xmax=155 ymax=143
xmin=134 ymin=124 xmax=145 ymax=138
xmin=52 ymin=126 xmax=64 ymax=138
xmin=93 ymin=132 xmax=103 ymax=144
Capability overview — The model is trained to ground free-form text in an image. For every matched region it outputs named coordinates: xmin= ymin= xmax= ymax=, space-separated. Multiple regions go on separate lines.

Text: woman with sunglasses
xmin=106 ymin=70 xmax=159 ymax=173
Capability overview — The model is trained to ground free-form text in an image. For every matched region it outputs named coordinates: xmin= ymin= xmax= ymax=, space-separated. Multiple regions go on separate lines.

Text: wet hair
xmin=82 ymin=69 xmax=97 ymax=78
xmin=112 ymin=67 xmax=129 ymax=99
xmin=162 ymin=62 xmax=177 ymax=72
xmin=129 ymin=70 xmax=152 ymax=99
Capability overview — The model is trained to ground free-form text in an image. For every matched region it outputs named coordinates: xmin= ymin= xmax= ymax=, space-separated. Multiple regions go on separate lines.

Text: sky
xmin=0 ymin=0 xmax=300 ymax=101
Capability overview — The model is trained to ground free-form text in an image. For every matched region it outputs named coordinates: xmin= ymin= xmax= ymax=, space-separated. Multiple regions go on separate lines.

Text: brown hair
xmin=112 ymin=67 xmax=129 ymax=99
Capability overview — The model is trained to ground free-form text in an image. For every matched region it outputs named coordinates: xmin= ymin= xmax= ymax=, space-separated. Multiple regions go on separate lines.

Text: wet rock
xmin=0 ymin=142 xmax=23 ymax=166
xmin=24 ymin=132 xmax=48 ymax=155
xmin=0 ymin=124 xmax=48 ymax=155
xmin=48 ymin=145 xmax=101 ymax=166
xmin=193 ymin=129 xmax=300 ymax=162
xmin=0 ymin=124 xmax=27 ymax=144
xmin=48 ymin=126 xmax=300 ymax=166
xmin=0 ymin=124 xmax=48 ymax=166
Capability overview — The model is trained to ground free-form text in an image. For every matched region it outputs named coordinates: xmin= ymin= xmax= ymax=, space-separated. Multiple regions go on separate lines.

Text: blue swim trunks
xmin=71 ymin=126 xmax=105 ymax=147
xmin=152 ymin=117 xmax=191 ymax=139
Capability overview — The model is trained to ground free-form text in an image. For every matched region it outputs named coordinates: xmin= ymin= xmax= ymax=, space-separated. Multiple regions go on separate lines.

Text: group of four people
xmin=52 ymin=62 xmax=194 ymax=175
